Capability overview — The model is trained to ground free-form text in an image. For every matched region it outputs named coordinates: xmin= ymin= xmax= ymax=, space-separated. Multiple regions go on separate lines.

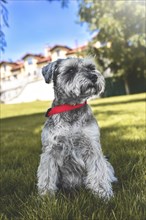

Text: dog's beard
xmin=85 ymin=84 xmax=97 ymax=95
xmin=55 ymin=81 xmax=104 ymax=103
xmin=54 ymin=68 xmax=105 ymax=102
xmin=81 ymin=81 xmax=103 ymax=97
xmin=97 ymin=77 xmax=105 ymax=95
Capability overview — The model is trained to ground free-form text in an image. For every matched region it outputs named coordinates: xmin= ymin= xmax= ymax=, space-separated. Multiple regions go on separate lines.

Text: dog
xmin=37 ymin=57 xmax=117 ymax=199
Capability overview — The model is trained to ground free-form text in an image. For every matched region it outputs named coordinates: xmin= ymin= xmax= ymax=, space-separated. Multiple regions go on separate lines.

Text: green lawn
xmin=0 ymin=93 xmax=146 ymax=220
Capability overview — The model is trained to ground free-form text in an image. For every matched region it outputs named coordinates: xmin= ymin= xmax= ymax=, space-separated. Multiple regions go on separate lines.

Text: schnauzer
xmin=37 ymin=58 xmax=117 ymax=199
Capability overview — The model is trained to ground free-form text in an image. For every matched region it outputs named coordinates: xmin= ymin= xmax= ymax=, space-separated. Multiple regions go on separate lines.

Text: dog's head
xmin=42 ymin=58 xmax=105 ymax=102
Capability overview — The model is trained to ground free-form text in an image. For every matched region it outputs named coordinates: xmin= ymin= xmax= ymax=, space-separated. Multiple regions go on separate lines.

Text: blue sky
xmin=2 ymin=0 xmax=92 ymax=62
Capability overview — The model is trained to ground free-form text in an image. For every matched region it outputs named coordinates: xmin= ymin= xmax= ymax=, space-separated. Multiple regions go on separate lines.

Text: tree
xmin=0 ymin=0 xmax=8 ymax=52
xmin=78 ymin=0 xmax=146 ymax=94
xmin=48 ymin=0 xmax=69 ymax=8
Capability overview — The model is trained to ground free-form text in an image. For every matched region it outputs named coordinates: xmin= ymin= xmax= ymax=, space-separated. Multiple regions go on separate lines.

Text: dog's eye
xmin=68 ymin=67 xmax=76 ymax=73
xmin=87 ymin=64 xmax=96 ymax=71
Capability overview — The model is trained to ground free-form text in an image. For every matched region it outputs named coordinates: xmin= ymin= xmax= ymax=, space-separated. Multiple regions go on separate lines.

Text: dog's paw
xmin=93 ymin=187 xmax=114 ymax=200
xmin=38 ymin=188 xmax=48 ymax=196
xmin=38 ymin=187 xmax=58 ymax=197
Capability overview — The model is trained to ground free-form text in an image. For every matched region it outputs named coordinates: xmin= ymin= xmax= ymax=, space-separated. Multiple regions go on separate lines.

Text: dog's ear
xmin=42 ymin=61 xmax=58 ymax=83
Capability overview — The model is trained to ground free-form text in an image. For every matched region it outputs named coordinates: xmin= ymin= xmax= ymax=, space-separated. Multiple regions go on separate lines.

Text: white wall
xmin=7 ymin=80 xmax=54 ymax=104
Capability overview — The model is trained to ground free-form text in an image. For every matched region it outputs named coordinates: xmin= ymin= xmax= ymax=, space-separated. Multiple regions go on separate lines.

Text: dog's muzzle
xmin=88 ymin=74 xmax=98 ymax=83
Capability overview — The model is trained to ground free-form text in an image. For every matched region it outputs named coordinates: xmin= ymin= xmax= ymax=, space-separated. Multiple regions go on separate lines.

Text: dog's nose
xmin=88 ymin=74 xmax=98 ymax=83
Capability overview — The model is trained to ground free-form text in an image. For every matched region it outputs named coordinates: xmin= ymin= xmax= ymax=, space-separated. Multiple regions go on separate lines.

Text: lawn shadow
xmin=90 ymin=98 xmax=145 ymax=107
xmin=1 ymin=109 xmax=145 ymax=219
xmin=1 ymin=112 xmax=45 ymax=215
xmin=99 ymin=123 xmax=145 ymax=194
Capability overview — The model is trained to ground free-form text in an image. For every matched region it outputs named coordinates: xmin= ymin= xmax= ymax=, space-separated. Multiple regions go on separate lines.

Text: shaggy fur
xmin=37 ymin=58 xmax=117 ymax=199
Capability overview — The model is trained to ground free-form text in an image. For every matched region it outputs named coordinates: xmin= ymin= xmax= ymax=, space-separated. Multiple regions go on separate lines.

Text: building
xmin=0 ymin=44 xmax=87 ymax=103
xmin=45 ymin=45 xmax=72 ymax=60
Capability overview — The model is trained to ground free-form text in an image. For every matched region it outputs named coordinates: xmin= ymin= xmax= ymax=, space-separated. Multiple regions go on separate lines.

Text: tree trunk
xmin=124 ymin=78 xmax=130 ymax=95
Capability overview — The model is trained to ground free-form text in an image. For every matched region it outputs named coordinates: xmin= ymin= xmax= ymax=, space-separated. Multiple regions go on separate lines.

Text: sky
xmin=2 ymin=0 xmax=92 ymax=62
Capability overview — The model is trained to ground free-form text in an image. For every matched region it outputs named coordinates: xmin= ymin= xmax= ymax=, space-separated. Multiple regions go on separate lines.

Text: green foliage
xmin=0 ymin=93 xmax=146 ymax=219
xmin=47 ymin=0 xmax=69 ymax=8
xmin=104 ymin=77 xmax=126 ymax=97
xmin=0 ymin=0 xmax=8 ymax=52
xmin=78 ymin=0 xmax=146 ymax=93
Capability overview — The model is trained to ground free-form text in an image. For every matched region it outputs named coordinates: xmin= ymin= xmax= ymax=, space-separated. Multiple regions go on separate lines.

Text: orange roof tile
xmin=11 ymin=63 xmax=24 ymax=71
xmin=49 ymin=45 xmax=72 ymax=52
xmin=21 ymin=53 xmax=44 ymax=60
xmin=0 ymin=61 xmax=17 ymax=67
xmin=66 ymin=45 xmax=87 ymax=55
xmin=37 ymin=56 xmax=52 ymax=64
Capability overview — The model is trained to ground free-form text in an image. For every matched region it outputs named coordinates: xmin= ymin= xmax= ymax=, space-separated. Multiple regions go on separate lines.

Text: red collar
xmin=45 ymin=102 xmax=87 ymax=117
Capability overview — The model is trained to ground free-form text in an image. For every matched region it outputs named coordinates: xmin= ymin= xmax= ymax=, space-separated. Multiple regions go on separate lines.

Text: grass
xmin=0 ymin=93 xmax=146 ymax=220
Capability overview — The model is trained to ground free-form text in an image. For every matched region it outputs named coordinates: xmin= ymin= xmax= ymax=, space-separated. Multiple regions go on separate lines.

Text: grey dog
xmin=37 ymin=57 xmax=117 ymax=199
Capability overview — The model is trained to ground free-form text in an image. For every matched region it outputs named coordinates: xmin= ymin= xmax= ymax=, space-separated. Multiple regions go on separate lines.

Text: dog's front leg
xmin=84 ymin=145 xmax=116 ymax=199
xmin=37 ymin=147 xmax=58 ymax=196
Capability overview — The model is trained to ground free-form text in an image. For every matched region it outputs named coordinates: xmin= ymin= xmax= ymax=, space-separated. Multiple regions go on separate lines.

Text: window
xmin=56 ymin=49 xmax=60 ymax=57
xmin=3 ymin=64 xmax=6 ymax=71
xmin=27 ymin=58 xmax=33 ymax=65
